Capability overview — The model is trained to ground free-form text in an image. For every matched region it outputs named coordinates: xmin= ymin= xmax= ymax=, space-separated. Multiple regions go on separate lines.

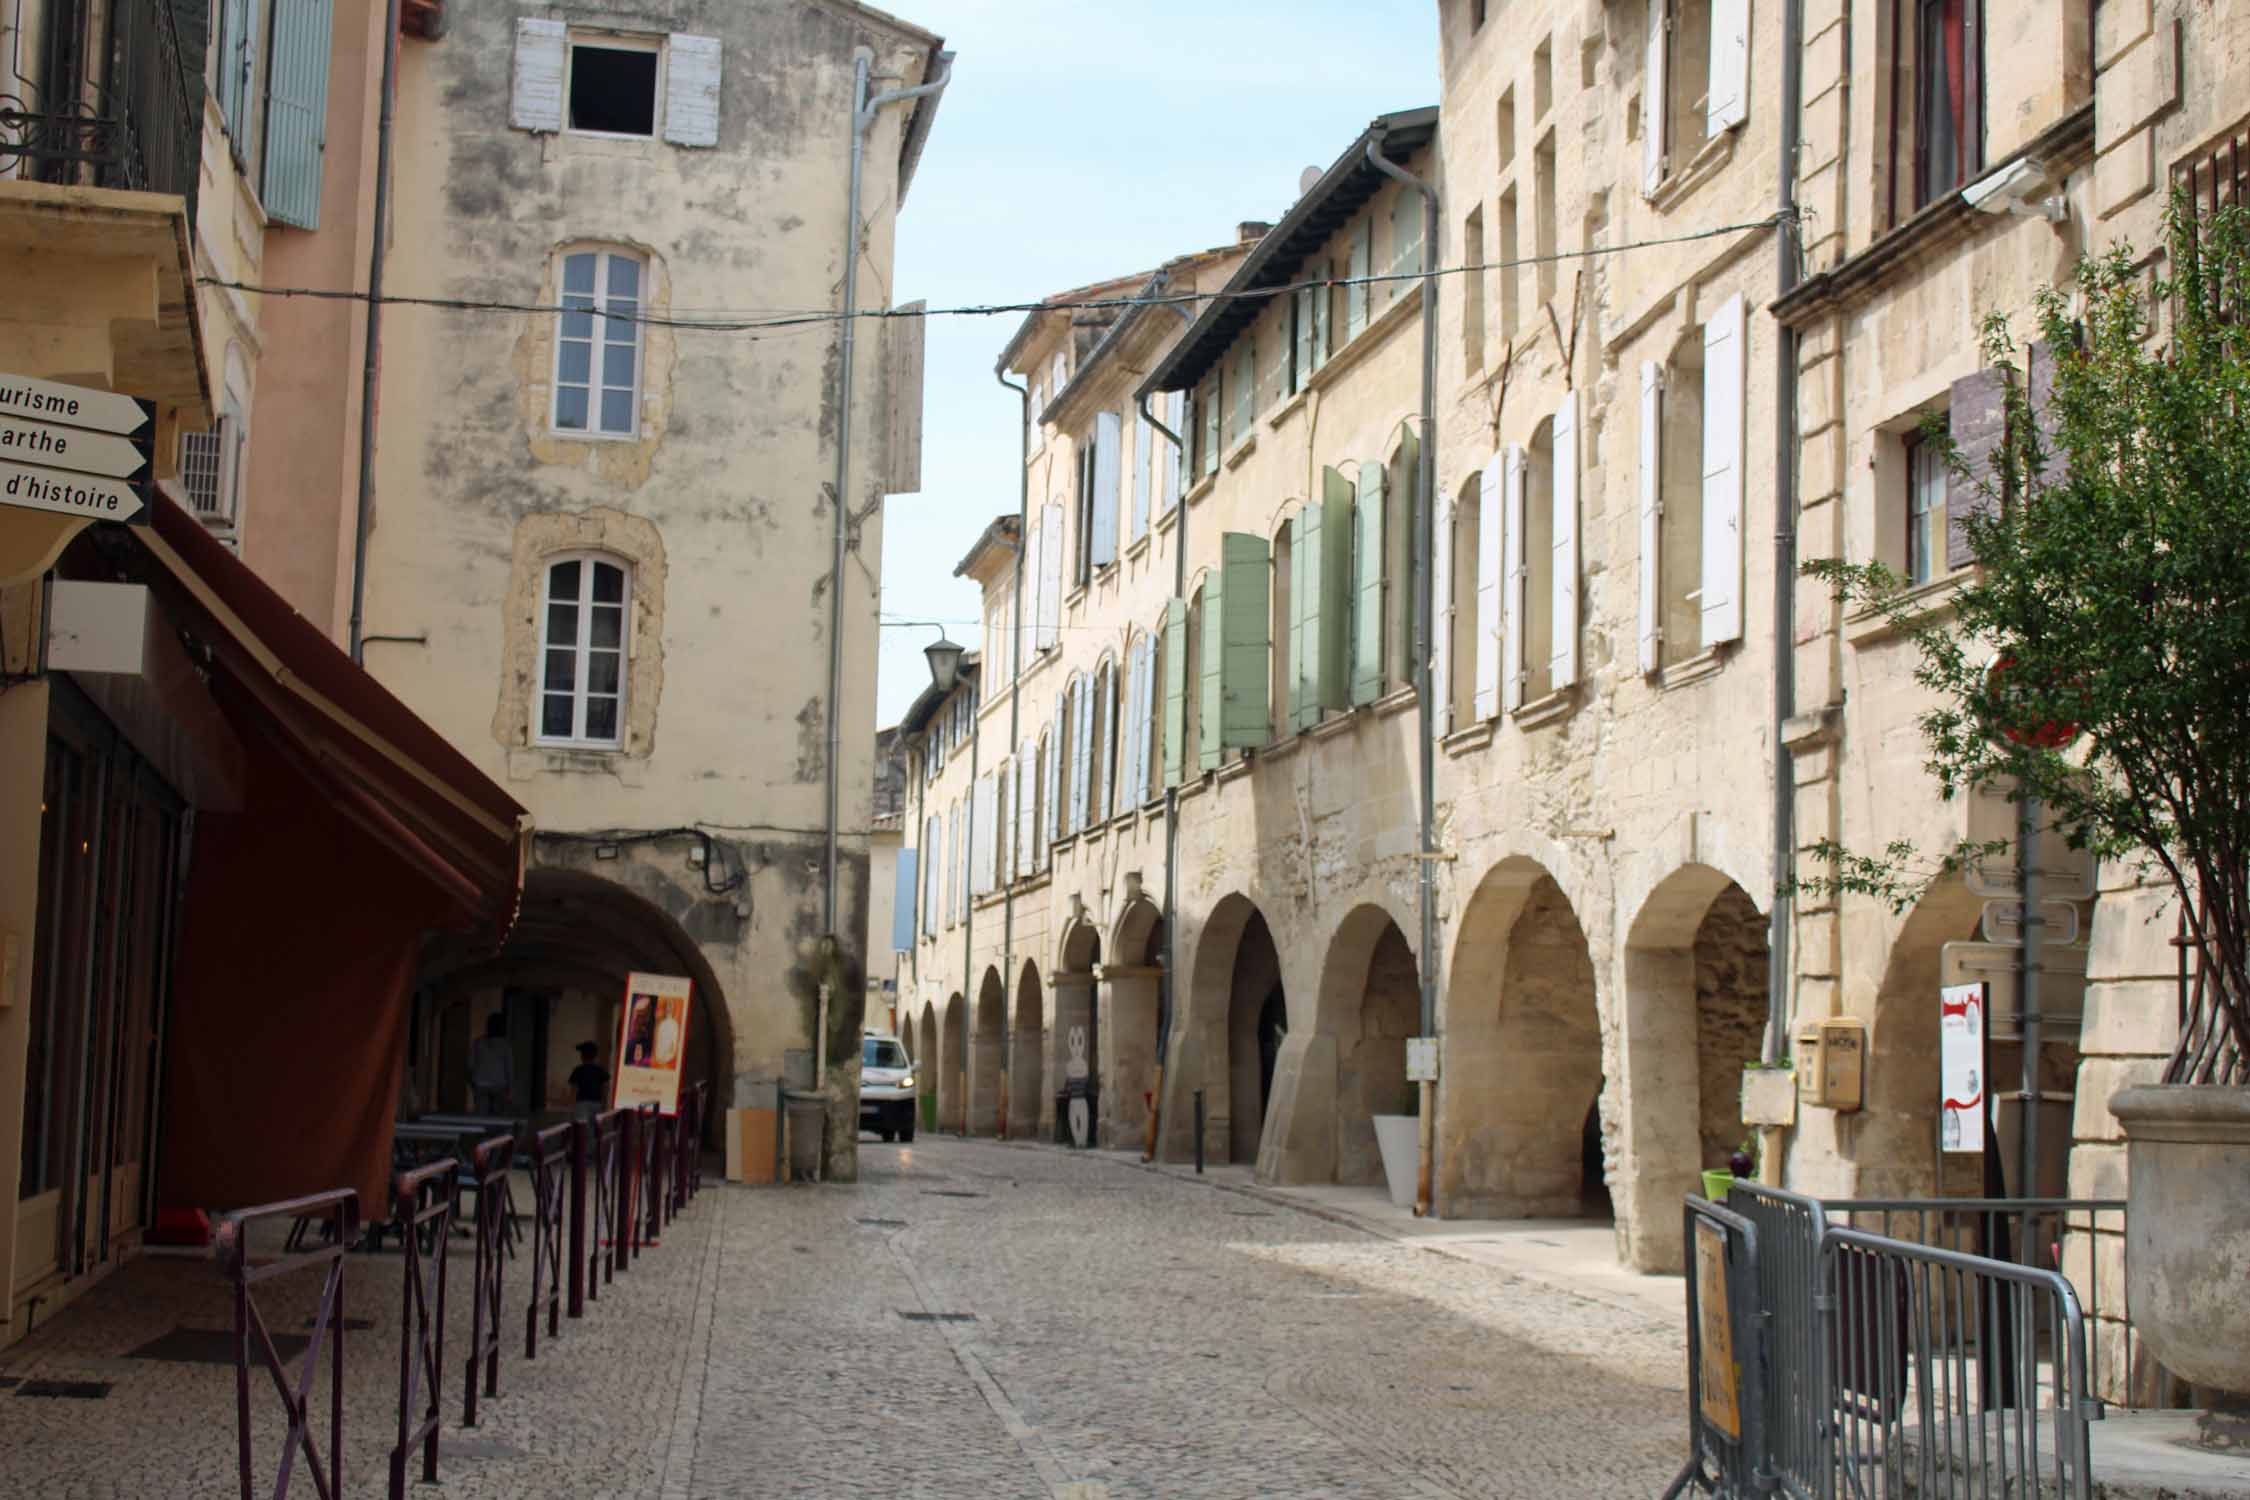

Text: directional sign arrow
xmin=0 ymin=414 xmax=148 ymax=479
xmin=0 ymin=458 xmax=146 ymax=524
xmin=0 ymin=374 xmax=151 ymax=437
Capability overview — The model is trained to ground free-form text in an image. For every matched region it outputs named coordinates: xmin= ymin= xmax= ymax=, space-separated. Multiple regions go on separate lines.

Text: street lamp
xmin=924 ymin=634 xmax=964 ymax=694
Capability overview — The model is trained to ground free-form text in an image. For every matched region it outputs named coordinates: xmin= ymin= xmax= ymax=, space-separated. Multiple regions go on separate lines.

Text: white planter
xmin=1371 ymin=1113 xmax=1420 ymax=1209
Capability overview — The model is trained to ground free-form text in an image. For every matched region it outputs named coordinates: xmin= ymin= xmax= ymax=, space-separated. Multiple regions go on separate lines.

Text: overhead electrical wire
xmin=194 ymin=212 xmax=1790 ymax=335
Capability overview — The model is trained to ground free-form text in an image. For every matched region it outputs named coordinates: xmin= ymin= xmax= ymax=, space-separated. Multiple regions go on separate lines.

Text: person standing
xmin=568 ymin=1042 xmax=609 ymax=1124
xmin=469 ymin=1013 xmax=514 ymax=1117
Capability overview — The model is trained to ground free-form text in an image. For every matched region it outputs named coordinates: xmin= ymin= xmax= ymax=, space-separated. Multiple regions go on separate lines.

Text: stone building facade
xmin=357 ymin=0 xmax=946 ymax=1176
xmin=901 ymin=0 xmax=2236 ymax=1293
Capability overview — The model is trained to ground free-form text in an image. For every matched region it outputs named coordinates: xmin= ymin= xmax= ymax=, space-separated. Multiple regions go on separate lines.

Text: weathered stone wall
xmin=1693 ymin=885 xmax=1770 ymax=1170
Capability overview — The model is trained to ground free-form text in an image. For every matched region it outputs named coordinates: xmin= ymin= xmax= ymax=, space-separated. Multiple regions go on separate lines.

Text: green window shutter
xmin=1297 ymin=489 xmax=1324 ymax=727
xmin=1283 ymin=517 xmax=1304 ymax=732
xmin=1217 ymin=532 xmax=1272 ymax=748
xmin=1347 ymin=219 xmax=1372 ymax=338
xmin=1317 ymin=466 xmax=1355 ymax=710
xmin=1198 ymin=578 xmax=1224 ymax=771
xmin=261 ymin=0 xmax=333 ymax=229
xmin=1162 ymin=597 xmax=1188 ymax=785
xmin=1353 ymin=461 xmax=1386 ymax=705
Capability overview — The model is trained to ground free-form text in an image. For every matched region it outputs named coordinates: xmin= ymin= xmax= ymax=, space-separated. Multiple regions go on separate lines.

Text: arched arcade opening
xmin=1009 ymin=961 xmax=1044 ymax=1139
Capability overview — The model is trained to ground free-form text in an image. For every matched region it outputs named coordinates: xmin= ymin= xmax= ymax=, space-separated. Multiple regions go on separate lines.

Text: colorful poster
xmin=615 ymin=971 xmax=693 ymax=1115
xmin=1940 ymin=982 xmax=1986 ymax=1155
xmin=1694 ymin=1218 xmax=1742 ymax=1440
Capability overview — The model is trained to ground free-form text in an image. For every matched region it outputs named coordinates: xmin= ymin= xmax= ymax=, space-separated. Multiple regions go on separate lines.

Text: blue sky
xmin=873 ymin=0 xmax=1440 ymax=729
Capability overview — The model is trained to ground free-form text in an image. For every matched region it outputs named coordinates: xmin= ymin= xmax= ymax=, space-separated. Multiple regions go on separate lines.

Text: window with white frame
xmin=511 ymin=23 xmax=722 ymax=148
xmin=537 ymin=554 xmax=630 ymax=747
xmin=554 ymin=249 xmax=645 ymax=437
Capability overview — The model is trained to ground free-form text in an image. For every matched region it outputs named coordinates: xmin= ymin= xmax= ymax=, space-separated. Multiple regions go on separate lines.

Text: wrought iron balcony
xmin=0 ymin=0 xmax=203 ymax=217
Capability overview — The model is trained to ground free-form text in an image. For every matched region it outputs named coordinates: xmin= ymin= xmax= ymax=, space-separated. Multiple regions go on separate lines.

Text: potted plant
xmin=1702 ymin=1136 xmax=1758 ymax=1203
xmin=1799 ymin=196 xmax=2250 ymax=1407
xmin=1371 ymin=1084 xmax=1420 ymax=1210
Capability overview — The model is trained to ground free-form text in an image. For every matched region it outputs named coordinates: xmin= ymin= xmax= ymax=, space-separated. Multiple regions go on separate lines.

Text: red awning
xmin=134 ymin=483 xmax=529 ymax=935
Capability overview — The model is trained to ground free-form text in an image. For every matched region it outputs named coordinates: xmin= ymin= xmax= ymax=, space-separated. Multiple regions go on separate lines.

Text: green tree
xmin=1799 ymin=195 xmax=2250 ymax=1087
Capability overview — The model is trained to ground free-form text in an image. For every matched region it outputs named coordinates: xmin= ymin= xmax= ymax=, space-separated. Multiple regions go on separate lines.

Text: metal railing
xmin=389 ymin=1160 xmax=455 ymax=1500
xmin=1825 ymin=1226 xmax=2095 ymax=1499
xmin=460 ymin=1134 xmax=511 ymax=1427
xmin=583 ymin=1107 xmax=625 ymax=1298
xmin=212 ymin=1188 xmax=358 ymax=1500
xmin=1663 ymin=1197 xmax=1770 ymax=1500
xmin=520 ymin=1122 xmax=571 ymax=1360
xmin=0 ymin=0 xmax=202 ymax=213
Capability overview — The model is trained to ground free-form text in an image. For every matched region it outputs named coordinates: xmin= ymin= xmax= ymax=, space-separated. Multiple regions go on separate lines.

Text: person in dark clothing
xmin=568 ymin=1042 xmax=609 ymax=1123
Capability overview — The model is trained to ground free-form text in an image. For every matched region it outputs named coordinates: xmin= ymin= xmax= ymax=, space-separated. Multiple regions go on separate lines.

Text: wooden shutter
xmin=1285 ymin=517 xmax=1306 ymax=731
xmin=1707 ymin=0 xmax=1749 ymax=133
xmin=1295 ymin=288 xmax=1317 ymax=392
xmin=1297 ymin=482 xmax=1325 ymax=721
xmin=1502 ymin=445 xmax=1529 ymax=711
xmin=1551 ymin=394 xmax=1581 ymax=688
xmin=1048 ymin=699 xmax=1065 ymax=850
xmin=1137 ymin=634 xmax=1157 ymax=801
xmin=973 ymin=776 xmax=991 ymax=896
xmin=1947 ymin=365 xmax=2009 ymax=570
xmin=1701 ymin=294 xmax=1746 ymax=647
xmin=1091 ymin=411 xmax=1122 ymax=567
xmin=1039 ymin=504 xmax=1063 ymax=648
xmin=1165 ymin=391 xmax=1187 ymax=506
xmin=261 ymin=0 xmax=333 ymax=229
xmin=511 ymin=18 xmax=566 ymax=133
xmin=1200 ymin=379 xmax=1220 ymax=477
xmin=1218 ymin=533 xmax=1273 ymax=748
xmin=215 ymin=0 xmax=256 ymax=141
xmin=1072 ymin=673 xmax=1092 ymax=832
xmin=1132 ymin=411 xmax=1151 ymax=542
xmin=1318 ymin=467 xmax=1356 ymax=710
xmin=959 ymin=797 xmax=972 ymax=917
xmin=1433 ymin=487 xmax=1454 ymax=734
xmin=1012 ymin=747 xmax=1027 ymax=878
xmin=1348 ymin=219 xmax=1373 ymax=337
xmin=1643 ymin=0 xmax=1668 ymax=195
xmin=1163 ymin=598 xmax=1188 ymax=785
xmin=1091 ymin=665 xmax=1111 ymax=823
xmin=663 ymin=34 xmax=724 ymax=146
xmin=1392 ymin=189 xmax=1423 ymax=283
xmin=1353 ymin=461 xmax=1386 ymax=705
xmin=1475 ymin=453 xmax=1505 ymax=717
xmin=1020 ymin=522 xmax=1039 ymax=666
xmin=922 ymin=815 xmax=937 ymax=934
xmin=1639 ymin=361 xmax=1665 ymax=674
xmin=1198 ymin=579 xmax=1224 ymax=772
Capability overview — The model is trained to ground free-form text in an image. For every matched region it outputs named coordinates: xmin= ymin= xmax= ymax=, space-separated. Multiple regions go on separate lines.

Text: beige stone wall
xmin=360 ymin=0 xmax=938 ymax=1177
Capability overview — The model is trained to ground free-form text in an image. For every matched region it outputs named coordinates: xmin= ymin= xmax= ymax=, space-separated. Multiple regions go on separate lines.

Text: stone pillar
xmin=1256 ymin=1031 xmax=1338 ymax=1185
xmin=1049 ymin=972 xmax=1094 ymax=1146
xmin=1098 ymin=964 xmax=1161 ymax=1151
xmin=968 ymin=1021 xmax=1003 ymax=1136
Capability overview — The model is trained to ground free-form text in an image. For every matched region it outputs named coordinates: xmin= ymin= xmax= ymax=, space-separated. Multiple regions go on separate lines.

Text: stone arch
xmin=1163 ymin=893 xmax=1286 ymax=1167
xmin=1009 ymin=960 xmax=1045 ymax=1139
xmin=915 ymin=1003 xmax=938 ymax=1126
xmin=1619 ymin=863 xmax=1773 ymax=1270
xmin=1103 ymin=897 xmax=1165 ymax=1149
xmin=414 ymin=866 xmax=734 ymax=1141
xmin=1440 ymin=856 xmax=1604 ymax=1221
xmin=971 ymin=966 xmax=1006 ymax=1136
xmin=1052 ymin=919 xmax=1103 ymax=1147
xmin=938 ymin=992 xmax=967 ymax=1133
xmin=1857 ymin=876 xmax=1985 ymax=1199
xmin=1262 ymin=903 xmax=1420 ymax=1187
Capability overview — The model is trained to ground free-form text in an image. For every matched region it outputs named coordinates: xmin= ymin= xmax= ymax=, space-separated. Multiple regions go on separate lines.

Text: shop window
xmin=553 ymin=249 xmax=645 ymax=438
xmin=537 ymin=554 xmax=630 ymax=748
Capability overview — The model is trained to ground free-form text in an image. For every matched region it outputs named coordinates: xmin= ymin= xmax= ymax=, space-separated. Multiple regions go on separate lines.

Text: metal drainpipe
xmin=1757 ymin=0 xmax=1805 ymax=1192
xmin=347 ymin=0 xmax=403 ymax=663
xmin=997 ymin=367 xmax=1029 ymax=1136
xmin=825 ymin=50 xmax=956 ymax=948
xmin=1766 ymin=0 xmax=1804 ymax=1087
xmin=961 ymin=672 xmax=978 ymax=1135
xmin=1364 ymin=133 xmax=1441 ymax=1218
xmin=1135 ymin=280 xmax=1194 ymax=1162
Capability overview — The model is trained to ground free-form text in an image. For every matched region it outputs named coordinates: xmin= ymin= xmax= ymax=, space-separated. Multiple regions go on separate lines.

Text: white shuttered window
xmin=1700 ymin=293 xmax=1747 ymax=647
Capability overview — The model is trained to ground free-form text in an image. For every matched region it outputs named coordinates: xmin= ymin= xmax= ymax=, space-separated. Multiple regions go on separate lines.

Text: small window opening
xmin=570 ymin=44 xmax=658 ymax=136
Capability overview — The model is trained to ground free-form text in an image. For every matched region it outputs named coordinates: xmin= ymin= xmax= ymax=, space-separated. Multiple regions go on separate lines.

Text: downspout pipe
xmin=1364 ymin=134 xmax=1441 ymax=1217
xmin=1765 ymin=0 xmax=1805 ymax=1107
xmin=997 ymin=366 xmax=1028 ymax=1137
xmin=825 ymin=50 xmax=956 ymax=946
xmin=961 ymin=668 xmax=978 ymax=1135
xmin=1135 ymin=280 xmax=1195 ymax=1162
xmin=347 ymin=0 xmax=403 ymax=663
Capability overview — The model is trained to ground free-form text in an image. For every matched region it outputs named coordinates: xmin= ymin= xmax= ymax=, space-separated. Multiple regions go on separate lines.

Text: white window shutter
xmin=1039 ymin=504 xmax=1063 ymax=649
xmin=1091 ymin=411 xmax=1122 ymax=566
xmin=971 ymin=777 xmax=988 ymax=897
xmin=1642 ymin=0 xmax=1668 ymax=196
xmin=1701 ymin=293 xmax=1746 ymax=647
xmin=1047 ymin=698 xmax=1065 ymax=853
xmin=1091 ymin=666 xmax=1111 ymax=822
xmin=1707 ymin=0 xmax=1749 ymax=133
xmin=959 ymin=797 xmax=971 ymax=917
xmin=1072 ymin=673 xmax=1092 ymax=832
xmin=1639 ymin=361 xmax=1664 ymax=675
xmin=663 ymin=34 xmax=723 ymax=147
xmin=1020 ymin=523 xmax=1040 ymax=664
xmin=1433 ymin=490 xmax=1454 ymax=736
xmin=1501 ymin=445 xmax=1528 ymax=712
xmin=1551 ymin=393 xmax=1580 ymax=689
xmin=1132 ymin=413 xmax=1151 ymax=541
xmin=1475 ymin=452 xmax=1505 ymax=718
xmin=511 ymin=18 xmax=566 ymax=133
xmin=1138 ymin=635 xmax=1157 ymax=801
xmin=1164 ymin=391 xmax=1186 ymax=507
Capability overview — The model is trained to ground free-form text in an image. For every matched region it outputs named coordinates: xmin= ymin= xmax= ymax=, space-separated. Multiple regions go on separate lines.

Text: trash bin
xmin=782 ymin=1093 xmax=827 ymax=1182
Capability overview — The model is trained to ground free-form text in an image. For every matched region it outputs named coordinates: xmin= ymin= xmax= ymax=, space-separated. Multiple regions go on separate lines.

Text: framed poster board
xmin=1939 ymin=982 xmax=1986 ymax=1155
xmin=615 ymin=971 xmax=693 ymax=1115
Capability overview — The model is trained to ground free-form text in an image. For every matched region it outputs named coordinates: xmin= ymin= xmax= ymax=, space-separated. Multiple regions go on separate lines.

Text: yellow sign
xmin=1695 ymin=1217 xmax=1743 ymax=1440
xmin=614 ymin=970 xmax=693 ymax=1115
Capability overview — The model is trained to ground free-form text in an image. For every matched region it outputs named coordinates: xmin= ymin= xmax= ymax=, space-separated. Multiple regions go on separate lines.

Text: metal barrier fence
xmin=1663 ymin=1197 xmax=1770 ymax=1500
xmin=461 ymin=1134 xmax=512 ymax=1427
xmin=391 ymin=1160 xmax=456 ymax=1500
xmin=1824 ymin=1225 xmax=2094 ymax=1499
xmin=586 ymin=1107 xmax=625 ymax=1295
xmin=213 ymin=1188 xmax=358 ymax=1500
xmin=1672 ymin=1185 xmax=2103 ymax=1500
xmin=521 ymin=1123 xmax=572 ymax=1359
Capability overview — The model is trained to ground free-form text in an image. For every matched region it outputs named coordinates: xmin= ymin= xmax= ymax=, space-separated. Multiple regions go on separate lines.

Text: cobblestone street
xmin=0 ymin=1138 xmax=1688 ymax=1497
